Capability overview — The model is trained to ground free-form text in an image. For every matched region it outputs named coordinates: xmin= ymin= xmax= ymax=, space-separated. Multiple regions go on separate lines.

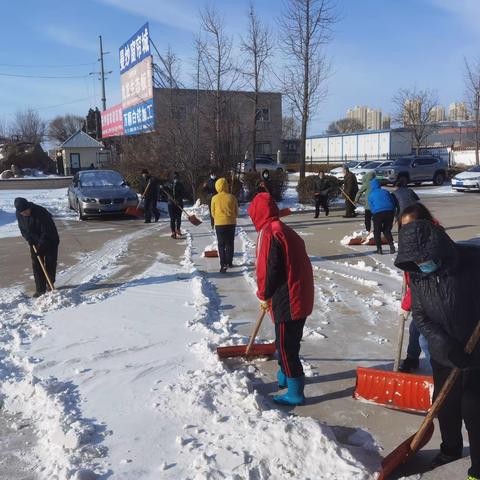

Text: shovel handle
xmin=162 ymin=187 xmax=191 ymax=218
xmin=32 ymin=245 xmax=55 ymax=291
xmin=339 ymin=187 xmax=357 ymax=208
xmin=394 ymin=312 xmax=408 ymax=372
xmin=410 ymin=319 xmax=480 ymax=451
xmin=245 ymin=309 xmax=267 ymax=356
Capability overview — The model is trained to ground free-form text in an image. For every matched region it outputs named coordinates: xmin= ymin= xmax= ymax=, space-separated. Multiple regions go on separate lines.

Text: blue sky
xmin=1 ymin=0 xmax=479 ymax=135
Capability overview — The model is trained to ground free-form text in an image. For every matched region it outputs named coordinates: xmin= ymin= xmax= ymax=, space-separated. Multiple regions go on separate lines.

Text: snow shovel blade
xmin=377 ymin=422 xmax=434 ymax=480
xmin=125 ymin=206 xmax=144 ymax=217
xmin=204 ymin=250 xmax=219 ymax=258
xmin=348 ymin=236 xmax=366 ymax=245
xmin=188 ymin=214 xmax=202 ymax=226
xmin=217 ymin=342 xmax=276 ymax=359
xmin=364 ymin=237 xmax=390 ymax=246
xmin=353 ymin=367 xmax=433 ymax=413
xmin=279 ymin=207 xmax=292 ymax=217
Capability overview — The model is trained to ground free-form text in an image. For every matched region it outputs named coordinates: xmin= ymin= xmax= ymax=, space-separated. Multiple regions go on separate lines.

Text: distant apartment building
xmin=366 ymin=108 xmax=382 ymax=130
xmin=382 ymin=115 xmax=391 ymax=129
xmin=429 ymin=105 xmax=446 ymax=123
xmin=347 ymin=105 xmax=389 ymax=131
xmin=403 ymin=100 xmax=422 ymax=126
xmin=347 ymin=106 xmax=368 ymax=128
xmin=448 ymin=102 xmax=468 ymax=121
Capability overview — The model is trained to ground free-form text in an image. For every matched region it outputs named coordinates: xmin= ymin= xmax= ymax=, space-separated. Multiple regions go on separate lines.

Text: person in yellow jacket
xmin=211 ymin=177 xmax=239 ymax=273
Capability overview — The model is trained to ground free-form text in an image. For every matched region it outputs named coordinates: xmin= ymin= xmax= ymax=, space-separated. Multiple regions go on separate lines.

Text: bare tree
xmin=282 ymin=113 xmax=302 ymax=139
xmin=48 ymin=114 xmax=85 ymax=143
xmin=240 ymin=2 xmax=274 ymax=171
xmin=199 ymin=5 xmax=238 ymax=167
xmin=465 ymin=58 xmax=480 ymax=165
xmin=280 ymin=0 xmax=336 ymax=179
xmin=10 ymin=109 xmax=46 ymax=144
xmin=326 ymin=117 xmax=364 ymax=135
xmin=393 ymin=88 xmax=439 ymax=154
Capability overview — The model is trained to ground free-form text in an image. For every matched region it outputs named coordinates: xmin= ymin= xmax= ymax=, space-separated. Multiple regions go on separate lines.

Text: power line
xmin=0 ymin=72 xmax=91 ymax=79
xmin=0 ymin=62 xmax=96 ymax=68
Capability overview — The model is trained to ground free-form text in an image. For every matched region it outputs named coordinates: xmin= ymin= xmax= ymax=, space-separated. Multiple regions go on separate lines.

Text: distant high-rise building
xmin=347 ymin=105 xmax=368 ymax=128
xmin=366 ymin=108 xmax=382 ymax=130
xmin=382 ymin=115 xmax=391 ymax=129
xmin=429 ymin=105 xmax=446 ymax=123
xmin=403 ymin=100 xmax=422 ymax=126
xmin=448 ymin=102 xmax=468 ymax=121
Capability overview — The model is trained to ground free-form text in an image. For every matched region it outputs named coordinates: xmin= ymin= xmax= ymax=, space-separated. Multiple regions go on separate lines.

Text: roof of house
xmin=60 ymin=130 xmax=104 ymax=149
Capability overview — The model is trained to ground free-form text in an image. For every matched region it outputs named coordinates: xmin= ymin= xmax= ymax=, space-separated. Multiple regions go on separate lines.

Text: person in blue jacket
xmin=368 ymin=179 xmax=396 ymax=254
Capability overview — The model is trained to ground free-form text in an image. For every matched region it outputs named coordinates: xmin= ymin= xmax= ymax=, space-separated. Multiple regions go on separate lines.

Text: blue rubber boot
xmin=277 ymin=369 xmax=287 ymax=389
xmin=273 ymin=376 xmax=305 ymax=406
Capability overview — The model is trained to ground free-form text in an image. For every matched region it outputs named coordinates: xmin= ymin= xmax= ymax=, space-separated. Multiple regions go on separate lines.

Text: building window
xmin=256 ymin=142 xmax=272 ymax=155
xmin=255 ymin=107 xmax=270 ymax=122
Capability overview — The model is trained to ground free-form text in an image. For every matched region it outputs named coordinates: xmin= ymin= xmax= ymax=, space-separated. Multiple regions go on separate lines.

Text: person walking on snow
xmin=163 ymin=172 xmax=186 ymax=238
xmin=395 ymin=220 xmax=480 ymax=478
xmin=248 ymin=193 xmax=314 ymax=406
xmin=355 ymin=171 xmax=376 ymax=232
xmin=368 ymin=179 xmax=396 ymax=254
xmin=15 ymin=197 xmax=59 ymax=297
xmin=140 ymin=169 xmax=160 ymax=224
xmin=202 ymin=170 xmax=218 ymax=229
xmin=313 ymin=170 xmax=331 ymax=218
xmin=211 ymin=178 xmax=238 ymax=273
xmin=342 ymin=166 xmax=358 ymax=218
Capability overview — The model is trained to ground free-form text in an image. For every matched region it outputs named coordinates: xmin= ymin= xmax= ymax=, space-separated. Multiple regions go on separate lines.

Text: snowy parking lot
xmin=0 ymin=183 xmax=479 ymax=479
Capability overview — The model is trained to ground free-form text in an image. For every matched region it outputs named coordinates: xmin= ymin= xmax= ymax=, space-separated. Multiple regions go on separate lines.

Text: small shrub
xmin=242 ymin=170 xmax=288 ymax=202
xmin=285 ymin=163 xmax=342 ymax=174
xmin=296 ymin=174 xmax=341 ymax=205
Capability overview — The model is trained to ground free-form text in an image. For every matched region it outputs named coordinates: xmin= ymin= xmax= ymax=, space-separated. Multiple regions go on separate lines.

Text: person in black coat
xmin=312 ymin=171 xmax=331 ymax=217
xmin=140 ymin=169 xmax=160 ymax=223
xmin=342 ymin=167 xmax=358 ymax=218
xmin=202 ymin=170 xmax=217 ymax=228
xmin=395 ymin=219 xmax=480 ymax=476
xmin=163 ymin=172 xmax=186 ymax=238
xmin=15 ymin=197 xmax=59 ymax=297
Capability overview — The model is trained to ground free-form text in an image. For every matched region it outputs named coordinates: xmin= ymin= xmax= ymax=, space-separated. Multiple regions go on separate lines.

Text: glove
xmin=448 ymin=344 xmax=472 ymax=370
xmin=259 ymin=300 xmax=270 ymax=311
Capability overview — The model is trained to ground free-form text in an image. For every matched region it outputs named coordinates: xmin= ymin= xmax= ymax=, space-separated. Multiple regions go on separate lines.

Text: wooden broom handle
xmin=162 ymin=187 xmax=191 ymax=217
xmin=32 ymin=245 xmax=55 ymax=291
xmin=245 ymin=309 xmax=267 ymax=356
xmin=411 ymin=320 xmax=480 ymax=451
xmin=339 ymin=187 xmax=357 ymax=207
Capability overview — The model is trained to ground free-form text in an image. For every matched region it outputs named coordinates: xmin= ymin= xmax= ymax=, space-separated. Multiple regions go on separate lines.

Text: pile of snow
xmin=340 ymin=230 xmax=369 ymax=245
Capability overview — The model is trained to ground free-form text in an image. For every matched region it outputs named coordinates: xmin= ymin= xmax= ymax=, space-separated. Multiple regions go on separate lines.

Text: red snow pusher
xmin=217 ymin=308 xmax=276 ymax=359
xmin=204 ymin=250 xmax=219 ymax=258
xmin=126 ymin=181 xmax=151 ymax=217
xmin=377 ymin=320 xmax=480 ymax=480
xmin=279 ymin=208 xmax=292 ymax=217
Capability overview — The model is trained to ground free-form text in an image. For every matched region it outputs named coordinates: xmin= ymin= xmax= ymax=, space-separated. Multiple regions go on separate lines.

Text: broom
xmin=162 ymin=187 xmax=202 ymax=226
xmin=125 ymin=180 xmax=150 ymax=217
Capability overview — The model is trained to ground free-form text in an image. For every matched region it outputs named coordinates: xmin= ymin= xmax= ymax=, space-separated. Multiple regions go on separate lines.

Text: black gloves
xmin=448 ymin=344 xmax=472 ymax=370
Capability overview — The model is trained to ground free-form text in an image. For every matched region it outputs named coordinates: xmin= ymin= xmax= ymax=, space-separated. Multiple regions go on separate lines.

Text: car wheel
xmin=433 ymin=172 xmax=445 ymax=186
xmin=397 ymin=175 xmax=408 ymax=187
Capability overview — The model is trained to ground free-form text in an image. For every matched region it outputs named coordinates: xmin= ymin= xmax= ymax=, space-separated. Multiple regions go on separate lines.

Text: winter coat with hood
xmin=343 ymin=171 xmax=358 ymax=197
xmin=313 ymin=175 xmax=332 ymax=196
xmin=355 ymin=171 xmax=376 ymax=210
xmin=368 ymin=179 xmax=395 ymax=215
xmin=247 ymin=192 xmax=314 ymax=322
xmin=211 ymin=178 xmax=238 ymax=226
xmin=16 ymin=202 xmax=59 ymax=255
xmin=392 ymin=186 xmax=419 ymax=217
xmin=395 ymin=219 xmax=480 ymax=367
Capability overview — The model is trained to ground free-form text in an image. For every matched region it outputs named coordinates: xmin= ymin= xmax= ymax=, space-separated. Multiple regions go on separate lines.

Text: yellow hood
xmin=215 ymin=178 xmax=229 ymax=194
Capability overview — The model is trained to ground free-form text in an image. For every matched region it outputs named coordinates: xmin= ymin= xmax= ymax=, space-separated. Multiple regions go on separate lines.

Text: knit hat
xmin=14 ymin=197 xmax=30 ymax=212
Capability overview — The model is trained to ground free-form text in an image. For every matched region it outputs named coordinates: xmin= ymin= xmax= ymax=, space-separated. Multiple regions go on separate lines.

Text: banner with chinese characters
xmin=101 ymin=104 xmax=124 ymax=138
xmin=123 ymin=98 xmax=154 ymax=135
xmin=119 ymin=23 xmax=151 ymax=75
xmin=121 ymin=56 xmax=153 ymax=109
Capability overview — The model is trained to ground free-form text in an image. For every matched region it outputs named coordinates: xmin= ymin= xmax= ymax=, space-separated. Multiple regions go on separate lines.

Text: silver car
xmin=68 ymin=169 xmax=138 ymax=220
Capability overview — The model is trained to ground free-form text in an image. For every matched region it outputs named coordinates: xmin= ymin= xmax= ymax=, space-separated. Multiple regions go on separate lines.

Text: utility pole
xmin=99 ymin=36 xmax=107 ymax=111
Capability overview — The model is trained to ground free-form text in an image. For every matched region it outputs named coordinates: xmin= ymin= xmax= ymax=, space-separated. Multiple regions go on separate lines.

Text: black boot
xmin=390 ymin=244 xmax=396 ymax=254
xmin=399 ymin=357 xmax=419 ymax=373
xmin=375 ymin=247 xmax=383 ymax=255
xmin=430 ymin=451 xmax=463 ymax=470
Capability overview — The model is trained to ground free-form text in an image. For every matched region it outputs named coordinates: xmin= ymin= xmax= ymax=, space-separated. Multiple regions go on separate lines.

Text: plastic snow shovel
xmin=126 ymin=181 xmax=150 ymax=217
xmin=378 ymin=319 xmax=480 ymax=480
xmin=279 ymin=208 xmax=292 ymax=217
xmin=204 ymin=250 xmax=219 ymax=258
xmin=162 ymin=188 xmax=202 ymax=226
xmin=32 ymin=245 xmax=55 ymax=292
xmin=217 ymin=308 xmax=276 ymax=359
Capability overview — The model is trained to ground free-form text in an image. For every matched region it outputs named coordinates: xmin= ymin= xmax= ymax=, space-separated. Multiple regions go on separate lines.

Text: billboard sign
xmin=121 ymin=56 xmax=153 ymax=109
xmin=123 ymin=98 xmax=154 ymax=135
xmin=101 ymin=104 xmax=124 ymax=138
xmin=119 ymin=23 xmax=151 ymax=75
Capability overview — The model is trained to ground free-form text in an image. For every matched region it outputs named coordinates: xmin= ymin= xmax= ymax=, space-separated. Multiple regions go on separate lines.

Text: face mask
xmin=417 ymin=260 xmax=440 ymax=274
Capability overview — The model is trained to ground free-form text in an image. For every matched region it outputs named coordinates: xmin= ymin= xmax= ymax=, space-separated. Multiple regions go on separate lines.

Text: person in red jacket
xmin=248 ymin=192 xmax=314 ymax=406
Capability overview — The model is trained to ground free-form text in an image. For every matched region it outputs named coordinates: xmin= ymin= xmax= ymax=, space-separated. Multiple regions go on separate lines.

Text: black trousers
xmin=275 ymin=319 xmax=306 ymax=378
xmin=30 ymin=245 xmax=58 ymax=294
xmin=215 ymin=225 xmax=235 ymax=267
xmin=144 ymin=194 xmax=159 ymax=223
xmin=364 ymin=209 xmax=372 ymax=232
xmin=431 ymin=359 xmax=480 ymax=476
xmin=372 ymin=210 xmax=394 ymax=248
xmin=208 ymin=197 xmax=214 ymax=228
xmin=345 ymin=194 xmax=356 ymax=217
xmin=168 ymin=203 xmax=182 ymax=232
xmin=314 ymin=195 xmax=329 ymax=217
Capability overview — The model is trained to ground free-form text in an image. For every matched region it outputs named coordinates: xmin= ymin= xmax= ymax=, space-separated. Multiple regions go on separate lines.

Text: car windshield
xmin=79 ymin=171 xmax=125 ymax=187
xmin=468 ymin=166 xmax=480 ymax=172
xmin=355 ymin=161 xmax=371 ymax=168
xmin=346 ymin=161 xmax=359 ymax=168
xmin=362 ymin=162 xmax=380 ymax=169
xmin=391 ymin=158 xmax=412 ymax=166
